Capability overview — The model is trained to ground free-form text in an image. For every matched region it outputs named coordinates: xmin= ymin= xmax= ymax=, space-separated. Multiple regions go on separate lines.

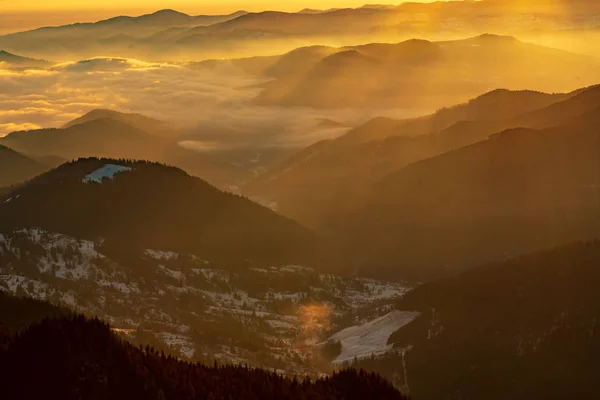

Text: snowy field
xmin=326 ymin=310 xmax=420 ymax=364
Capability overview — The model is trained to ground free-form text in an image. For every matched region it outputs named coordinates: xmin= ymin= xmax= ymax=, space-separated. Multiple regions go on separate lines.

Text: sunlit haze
xmin=1 ymin=1 xmax=600 ymax=399
xmin=0 ymin=0 xmax=440 ymax=12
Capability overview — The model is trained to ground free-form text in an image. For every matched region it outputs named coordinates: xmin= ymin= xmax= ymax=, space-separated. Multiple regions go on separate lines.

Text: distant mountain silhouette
xmin=1 ymin=2 xmax=598 ymax=60
xmin=342 ymin=88 xmax=570 ymax=144
xmin=2 ymin=118 xmax=163 ymax=160
xmin=251 ymin=35 xmax=598 ymax=109
xmin=0 ymin=145 xmax=48 ymax=188
xmin=63 ymin=109 xmax=178 ymax=138
xmin=244 ymin=87 xmax=574 ymax=229
xmin=0 ymin=158 xmax=317 ymax=266
xmin=0 ymin=10 xmax=248 ymax=60
xmin=341 ymin=103 xmax=600 ymax=279
xmin=1 ymin=114 xmax=247 ymax=188
xmin=0 ymin=50 xmax=48 ymax=67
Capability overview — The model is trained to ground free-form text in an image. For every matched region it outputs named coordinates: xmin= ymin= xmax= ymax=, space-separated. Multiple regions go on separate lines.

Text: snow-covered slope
xmin=326 ymin=310 xmax=419 ymax=364
xmin=0 ymin=227 xmax=411 ymax=376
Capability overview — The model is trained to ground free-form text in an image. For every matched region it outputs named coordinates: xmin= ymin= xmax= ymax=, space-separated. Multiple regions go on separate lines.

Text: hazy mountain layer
xmin=247 ymin=35 xmax=599 ymax=110
xmin=0 ymin=115 xmax=251 ymax=188
xmin=343 ymin=99 xmax=600 ymax=279
xmin=0 ymin=145 xmax=48 ymax=188
xmin=243 ymin=86 xmax=585 ymax=230
xmin=2 ymin=2 xmax=600 ymax=60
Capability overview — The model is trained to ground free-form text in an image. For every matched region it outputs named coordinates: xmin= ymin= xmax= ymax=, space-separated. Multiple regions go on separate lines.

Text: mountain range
xmin=243 ymin=86 xmax=586 ymax=228
xmin=245 ymin=83 xmax=600 ymax=280
xmin=1 ymin=1 xmax=600 ymax=61
xmin=0 ymin=113 xmax=249 ymax=188
xmin=239 ymin=35 xmax=599 ymax=110
xmin=0 ymin=10 xmax=248 ymax=60
xmin=346 ymin=123 xmax=599 ymax=279
xmin=2 ymin=2 xmax=600 ymax=396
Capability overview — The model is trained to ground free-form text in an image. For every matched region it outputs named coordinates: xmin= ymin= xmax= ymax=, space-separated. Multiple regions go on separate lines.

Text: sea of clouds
xmin=0 ymin=57 xmax=425 ymax=149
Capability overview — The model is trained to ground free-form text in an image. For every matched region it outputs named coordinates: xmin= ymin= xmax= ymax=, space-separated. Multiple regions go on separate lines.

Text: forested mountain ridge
xmin=350 ymin=241 xmax=600 ymax=399
xmin=342 ymin=117 xmax=600 ymax=280
xmin=0 ymin=158 xmax=318 ymax=266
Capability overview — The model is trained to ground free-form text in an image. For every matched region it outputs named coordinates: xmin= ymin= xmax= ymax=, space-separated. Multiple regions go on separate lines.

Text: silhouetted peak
xmin=474 ymin=88 xmax=548 ymax=101
xmin=150 ymin=9 xmax=188 ymax=17
xmin=321 ymin=49 xmax=376 ymax=66
xmin=471 ymin=33 xmax=519 ymax=42
xmin=66 ymin=116 xmax=139 ymax=130
xmin=360 ymin=4 xmax=398 ymax=10
xmin=228 ymin=10 xmax=249 ymax=17
xmin=78 ymin=109 xmax=123 ymax=118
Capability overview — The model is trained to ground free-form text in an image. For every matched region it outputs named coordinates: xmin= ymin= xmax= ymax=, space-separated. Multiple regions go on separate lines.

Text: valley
xmin=0 ymin=227 xmax=413 ymax=376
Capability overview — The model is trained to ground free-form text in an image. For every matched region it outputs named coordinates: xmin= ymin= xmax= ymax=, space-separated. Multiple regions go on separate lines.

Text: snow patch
xmin=145 ymin=249 xmax=179 ymax=261
xmin=326 ymin=310 xmax=420 ymax=364
xmin=159 ymin=333 xmax=195 ymax=359
xmin=158 ymin=265 xmax=184 ymax=282
xmin=83 ymin=164 xmax=132 ymax=184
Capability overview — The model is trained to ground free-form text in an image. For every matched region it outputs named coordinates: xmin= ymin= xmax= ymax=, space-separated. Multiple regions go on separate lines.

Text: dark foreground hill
xmin=353 ymin=241 xmax=600 ymax=399
xmin=0 ymin=158 xmax=317 ymax=266
xmin=0 ymin=291 xmax=69 ymax=333
xmin=0 ymin=311 xmax=407 ymax=400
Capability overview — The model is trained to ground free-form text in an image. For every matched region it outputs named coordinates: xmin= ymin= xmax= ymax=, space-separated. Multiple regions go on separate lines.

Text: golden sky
xmin=0 ymin=1 xmax=434 ymax=34
xmin=0 ymin=1 xmax=411 ymax=13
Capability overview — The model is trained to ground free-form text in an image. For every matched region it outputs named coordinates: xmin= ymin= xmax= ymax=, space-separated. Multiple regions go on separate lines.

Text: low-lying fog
xmin=0 ymin=57 xmax=432 ymax=149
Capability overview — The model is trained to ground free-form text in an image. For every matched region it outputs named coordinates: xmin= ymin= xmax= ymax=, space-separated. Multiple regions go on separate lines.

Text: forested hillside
xmin=0 ymin=158 xmax=318 ymax=266
xmin=342 ymin=110 xmax=600 ymax=280
xmin=0 ymin=311 xmax=408 ymax=400
xmin=352 ymin=241 xmax=600 ymax=399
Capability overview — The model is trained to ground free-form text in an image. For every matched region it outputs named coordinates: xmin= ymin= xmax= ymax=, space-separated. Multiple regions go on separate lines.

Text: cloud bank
xmin=0 ymin=57 xmax=426 ymax=148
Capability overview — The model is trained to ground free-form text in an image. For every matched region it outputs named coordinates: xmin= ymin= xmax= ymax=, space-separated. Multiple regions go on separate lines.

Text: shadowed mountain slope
xmin=0 ymin=158 xmax=318 ymax=266
xmin=0 ymin=145 xmax=48 ymax=188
